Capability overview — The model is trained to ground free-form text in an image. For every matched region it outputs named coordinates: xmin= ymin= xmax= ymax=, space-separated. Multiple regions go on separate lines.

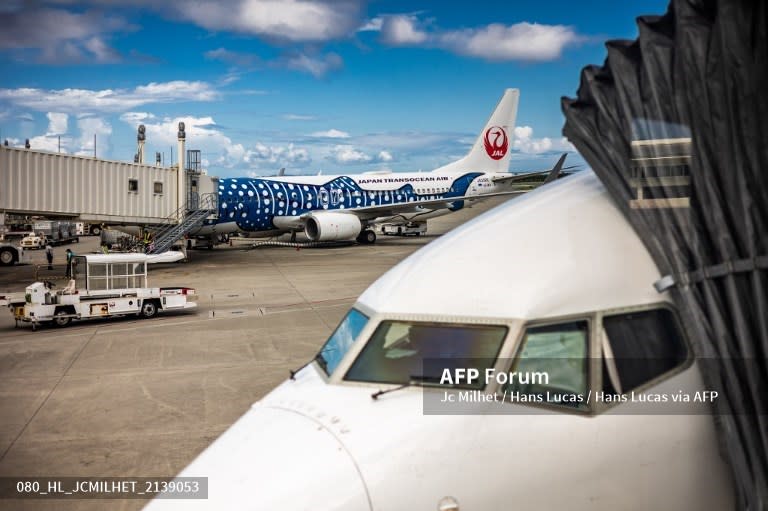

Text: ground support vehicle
xmin=0 ymin=253 xmax=196 ymax=329
xmin=0 ymin=243 xmax=28 ymax=266
xmin=379 ymin=222 xmax=427 ymax=236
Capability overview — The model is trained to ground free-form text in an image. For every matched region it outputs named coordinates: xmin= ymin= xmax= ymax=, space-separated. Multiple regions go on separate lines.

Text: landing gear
xmin=356 ymin=229 xmax=377 ymax=245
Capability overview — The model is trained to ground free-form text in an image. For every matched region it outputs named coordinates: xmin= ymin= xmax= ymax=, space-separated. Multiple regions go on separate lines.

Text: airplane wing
xmin=491 ymin=153 xmax=568 ymax=185
xmin=316 ymin=190 xmax=528 ymax=221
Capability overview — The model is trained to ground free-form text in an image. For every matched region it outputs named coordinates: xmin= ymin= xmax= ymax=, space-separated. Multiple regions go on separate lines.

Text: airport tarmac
xmin=0 ymin=198 xmax=507 ymax=511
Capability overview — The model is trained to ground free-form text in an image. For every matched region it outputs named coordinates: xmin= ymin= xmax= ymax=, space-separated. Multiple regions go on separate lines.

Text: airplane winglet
xmin=543 ymin=153 xmax=568 ymax=184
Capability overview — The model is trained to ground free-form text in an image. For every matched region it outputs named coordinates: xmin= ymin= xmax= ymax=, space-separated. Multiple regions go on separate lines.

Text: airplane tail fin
xmin=433 ymin=88 xmax=519 ymax=173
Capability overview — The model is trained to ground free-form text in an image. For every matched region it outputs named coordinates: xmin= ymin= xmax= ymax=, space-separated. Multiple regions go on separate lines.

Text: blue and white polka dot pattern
xmin=216 ymin=173 xmax=481 ymax=232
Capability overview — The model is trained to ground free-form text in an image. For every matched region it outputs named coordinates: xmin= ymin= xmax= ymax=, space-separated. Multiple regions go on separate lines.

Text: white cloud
xmin=205 ymin=47 xmax=259 ymax=67
xmin=310 ymin=129 xmax=350 ymax=138
xmin=133 ymin=81 xmax=218 ymax=101
xmin=283 ymin=113 xmax=317 ymax=121
xmin=46 ymin=113 xmax=68 ymax=135
xmin=513 ymin=126 xmax=575 ymax=154
xmin=27 ymin=135 xmax=63 ymax=152
xmin=121 ymin=114 xmax=237 ymax=164
xmin=120 ymin=113 xmax=315 ymax=171
xmin=82 ymin=36 xmax=121 ymax=62
xmin=281 ymin=52 xmax=343 ymax=77
xmin=0 ymin=81 xmax=219 ymax=113
xmin=0 ymin=7 xmax=129 ymax=63
xmin=18 ymin=112 xmax=70 ymax=152
xmin=331 ymin=144 xmax=372 ymax=163
xmin=76 ymin=116 xmax=112 ymax=156
xmin=358 ymin=17 xmax=383 ymax=32
xmin=438 ymin=22 xmax=581 ymax=61
xmin=171 ymin=0 xmax=361 ymax=42
xmin=328 ymin=145 xmax=394 ymax=165
xmin=380 ymin=15 xmax=427 ymax=45
xmin=378 ymin=15 xmax=581 ymax=61
xmin=246 ymin=142 xmax=310 ymax=166
xmin=119 ymin=112 xmax=156 ymax=124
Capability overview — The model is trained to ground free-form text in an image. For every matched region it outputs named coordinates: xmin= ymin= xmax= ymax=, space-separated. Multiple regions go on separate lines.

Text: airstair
xmin=145 ymin=193 xmax=218 ymax=254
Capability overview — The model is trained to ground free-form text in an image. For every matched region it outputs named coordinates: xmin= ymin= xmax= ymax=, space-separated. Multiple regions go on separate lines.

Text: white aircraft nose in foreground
xmin=145 ymin=172 xmax=734 ymax=510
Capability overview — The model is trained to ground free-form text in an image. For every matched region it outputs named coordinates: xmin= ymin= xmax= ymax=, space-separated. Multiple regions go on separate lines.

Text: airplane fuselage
xmin=194 ymin=171 xmax=516 ymax=237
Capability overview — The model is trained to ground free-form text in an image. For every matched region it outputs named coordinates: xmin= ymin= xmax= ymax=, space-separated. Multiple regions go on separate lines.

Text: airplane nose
xmin=143 ymin=405 xmax=371 ymax=511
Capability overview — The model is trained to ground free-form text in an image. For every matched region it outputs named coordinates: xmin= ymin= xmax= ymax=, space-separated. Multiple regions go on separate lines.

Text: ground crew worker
xmin=65 ymin=248 xmax=75 ymax=277
xmin=45 ymin=243 xmax=54 ymax=270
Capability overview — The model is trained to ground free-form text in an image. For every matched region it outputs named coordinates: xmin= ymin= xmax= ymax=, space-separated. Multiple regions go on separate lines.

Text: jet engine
xmin=304 ymin=212 xmax=362 ymax=242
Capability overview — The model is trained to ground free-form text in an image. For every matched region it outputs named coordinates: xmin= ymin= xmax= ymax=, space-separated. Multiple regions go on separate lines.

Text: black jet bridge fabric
xmin=561 ymin=0 xmax=767 ymax=508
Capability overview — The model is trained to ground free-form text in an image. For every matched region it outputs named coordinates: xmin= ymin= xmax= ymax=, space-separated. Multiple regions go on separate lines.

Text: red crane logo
xmin=484 ymin=126 xmax=508 ymax=160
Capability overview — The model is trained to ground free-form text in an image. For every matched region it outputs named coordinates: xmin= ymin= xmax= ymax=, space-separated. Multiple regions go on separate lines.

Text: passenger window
xmin=128 ymin=179 xmax=138 ymax=192
xmin=153 ymin=182 xmax=163 ymax=194
xmin=601 ymin=308 xmax=688 ymax=394
xmin=505 ymin=320 xmax=589 ymax=410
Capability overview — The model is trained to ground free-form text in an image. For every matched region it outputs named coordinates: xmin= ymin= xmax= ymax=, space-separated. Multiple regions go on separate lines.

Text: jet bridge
xmin=0 ymin=123 xmax=219 ymax=239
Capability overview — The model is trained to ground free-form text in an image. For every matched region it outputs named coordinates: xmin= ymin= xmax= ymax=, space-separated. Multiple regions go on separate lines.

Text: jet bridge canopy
xmin=561 ymin=0 xmax=768 ymax=506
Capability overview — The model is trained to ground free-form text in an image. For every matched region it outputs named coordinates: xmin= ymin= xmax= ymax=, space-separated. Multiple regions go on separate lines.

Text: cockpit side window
xmin=316 ymin=309 xmax=369 ymax=376
xmin=601 ymin=308 xmax=689 ymax=395
xmin=504 ymin=320 xmax=590 ymax=411
xmin=344 ymin=321 xmax=507 ymax=387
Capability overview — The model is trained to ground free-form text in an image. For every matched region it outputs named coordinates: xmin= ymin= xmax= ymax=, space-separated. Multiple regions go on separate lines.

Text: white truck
xmin=379 ymin=222 xmax=427 ymax=237
xmin=0 ymin=253 xmax=197 ymax=329
xmin=75 ymin=222 xmax=102 ymax=236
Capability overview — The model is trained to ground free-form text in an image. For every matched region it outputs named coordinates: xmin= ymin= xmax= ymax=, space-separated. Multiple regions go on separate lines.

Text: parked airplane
xmin=193 ymin=88 xmax=568 ymax=244
xmin=145 ymin=171 xmax=734 ymax=511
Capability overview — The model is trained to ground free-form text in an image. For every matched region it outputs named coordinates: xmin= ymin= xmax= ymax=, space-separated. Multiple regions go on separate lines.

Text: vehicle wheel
xmin=140 ymin=301 xmax=158 ymax=319
xmin=0 ymin=248 xmax=14 ymax=266
xmin=91 ymin=226 xmax=101 ymax=236
xmin=397 ymin=227 xmax=402 ymax=235
xmin=362 ymin=230 xmax=376 ymax=244
xmin=53 ymin=311 xmax=71 ymax=327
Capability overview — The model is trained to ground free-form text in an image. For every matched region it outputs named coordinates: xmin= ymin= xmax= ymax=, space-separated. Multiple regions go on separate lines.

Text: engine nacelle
xmin=304 ymin=212 xmax=362 ymax=242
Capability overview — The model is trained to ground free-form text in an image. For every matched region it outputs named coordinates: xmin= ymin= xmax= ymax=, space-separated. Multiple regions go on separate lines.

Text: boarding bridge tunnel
xmin=0 ymin=123 xmax=219 ymax=245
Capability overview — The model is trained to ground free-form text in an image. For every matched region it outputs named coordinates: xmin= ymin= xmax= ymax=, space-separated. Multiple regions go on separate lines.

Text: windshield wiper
xmin=289 ymin=353 xmax=326 ymax=380
xmin=371 ymin=375 xmax=440 ymax=400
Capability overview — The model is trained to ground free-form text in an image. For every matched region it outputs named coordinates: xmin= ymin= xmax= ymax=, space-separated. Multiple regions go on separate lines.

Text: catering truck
xmin=0 ymin=253 xmax=197 ymax=329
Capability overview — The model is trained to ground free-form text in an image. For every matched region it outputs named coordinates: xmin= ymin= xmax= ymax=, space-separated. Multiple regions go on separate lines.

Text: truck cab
xmin=20 ymin=232 xmax=45 ymax=249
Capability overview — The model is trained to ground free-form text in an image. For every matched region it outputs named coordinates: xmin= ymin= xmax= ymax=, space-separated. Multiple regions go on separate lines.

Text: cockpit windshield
xmin=316 ymin=308 xmax=369 ymax=376
xmin=344 ymin=321 xmax=508 ymax=387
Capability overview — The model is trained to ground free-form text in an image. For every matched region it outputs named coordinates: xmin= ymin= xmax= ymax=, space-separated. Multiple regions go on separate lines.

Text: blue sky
xmin=0 ymin=0 xmax=669 ymax=177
